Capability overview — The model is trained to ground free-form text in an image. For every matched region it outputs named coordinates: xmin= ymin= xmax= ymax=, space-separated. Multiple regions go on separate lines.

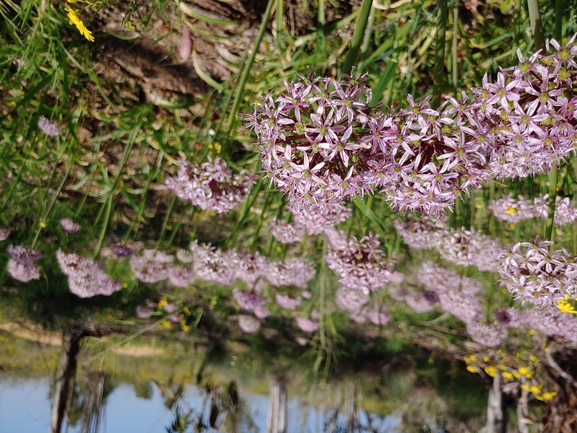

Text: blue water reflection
xmin=0 ymin=377 xmax=400 ymax=432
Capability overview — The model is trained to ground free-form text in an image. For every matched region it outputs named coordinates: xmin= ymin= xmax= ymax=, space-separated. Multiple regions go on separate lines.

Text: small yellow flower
xmin=521 ymin=384 xmax=530 ymax=391
xmin=506 ymin=206 xmax=518 ymax=215
xmin=518 ymin=366 xmax=530 ymax=376
xmin=214 ymin=143 xmax=222 ymax=153
xmin=502 ymin=371 xmax=514 ymax=380
xmin=466 ymin=365 xmax=478 ymax=373
xmin=65 ymin=5 xmax=95 ymax=42
xmin=158 ymin=320 xmax=172 ymax=330
xmin=529 ymin=385 xmax=541 ymax=393
xmin=545 ymin=347 xmax=551 ymax=353
xmin=40 ymin=221 xmax=47 ymax=228
xmin=157 ymin=298 xmax=168 ymax=309
xmin=484 ymin=366 xmax=497 ymax=377
xmin=166 ymin=225 xmax=172 ymax=230
xmin=557 ymin=300 xmax=577 ymax=314
xmin=122 ymin=282 xmax=128 ymax=289
xmin=526 ymin=371 xmax=533 ymax=379
xmin=513 ymin=372 xmax=521 ymax=379
xmin=529 ymin=329 xmax=535 ymax=335
xmin=276 ymin=245 xmax=282 ymax=253
xmin=180 ymin=320 xmax=189 ymax=332
xmin=536 ymin=391 xmax=557 ymax=401
xmin=483 ymin=356 xmax=490 ymax=362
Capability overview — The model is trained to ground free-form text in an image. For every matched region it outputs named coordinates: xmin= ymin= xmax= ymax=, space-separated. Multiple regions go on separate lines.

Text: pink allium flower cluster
xmin=56 ymin=250 xmax=122 ymax=298
xmin=534 ymin=194 xmax=577 ymax=226
xmin=436 ymin=227 xmax=505 ymax=272
xmin=254 ymin=305 xmax=270 ymax=319
xmin=488 ymin=195 xmax=535 ymax=223
xmin=110 ymin=243 xmax=135 ymax=258
xmin=473 ymin=37 xmax=577 ymax=178
xmin=136 ymin=305 xmax=153 ymax=319
xmin=233 ymin=288 xmax=267 ymax=311
xmin=190 ymin=241 xmax=315 ymax=289
xmin=6 ymin=245 xmax=43 ymax=282
xmin=269 ymin=220 xmax=306 ymax=244
xmin=289 ymin=199 xmax=352 ymax=235
xmin=130 ymin=249 xmax=171 ymax=284
xmin=167 ymin=266 xmax=195 ymax=287
xmin=0 ymin=227 xmax=12 ymax=241
xmin=59 ymin=218 xmax=82 ymax=233
xmin=394 ymin=217 xmax=446 ymax=250
xmin=439 ymin=291 xmax=483 ymax=323
xmin=489 ymin=194 xmax=577 ymax=226
xmin=494 ymin=307 xmax=525 ymax=328
xmin=38 ymin=116 xmax=61 ymax=137
xmin=325 ymin=231 xmax=403 ymax=294
xmin=466 ymin=322 xmax=507 ymax=347
xmin=166 ymin=157 xmax=255 ymax=214
xmin=367 ymin=305 xmax=392 ymax=326
xmin=267 ymin=257 xmax=316 ymax=289
xmin=335 ymin=287 xmax=370 ymax=312
xmin=238 ymin=314 xmax=261 ymax=333
xmin=247 ymin=75 xmax=491 ymax=215
xmin=403 ymin=294 xmax=435 ymax=313
xmin=275 ymin=293 xmax=302 ymax=310
xmin=498 ymin=238 xmax=577 ymax=306
xmin=295 ymin=316 xmax=319 ymax=333
xmin=523 ymin=306 xmax=577 ymax=342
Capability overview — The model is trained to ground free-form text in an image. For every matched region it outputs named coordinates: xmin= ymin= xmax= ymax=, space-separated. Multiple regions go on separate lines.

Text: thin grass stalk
xmin=527 ymin=0 xmax=545 ymax=51
xmin=431 ymin=0 xmax=448 ymax=109
xmin=318 ymin=0 xmax=325 ymax=26
xmin=224 ymin=0 xmax=274 ymax=138
xmin=554 ymin=0 xmax=564 ymax=41
xmin=156 ymin=196 xmax=177 ymax=250
xmin=341 ymin=0 xmax=372 ymax=75
xmin=544 ymin=165 xmax=558 ymax=243
xmin=93 ymin=194 xmax=113 ymax=259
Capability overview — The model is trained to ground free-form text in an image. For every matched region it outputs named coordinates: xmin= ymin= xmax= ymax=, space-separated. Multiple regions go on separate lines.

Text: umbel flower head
xmin=247 ymin=74 xmax=490 ymax=215
xmin=6 ymin=245 xmax=43 ymax=282
xmin=166 ymin=157 xmax=255 ymax=214
xmin=472 ymin=35 xmax=577 ymax=178
xmin=56 ymin=250 xmax=122 ymax=298
xmin=498 ymin=238 xmax=577 ymax=306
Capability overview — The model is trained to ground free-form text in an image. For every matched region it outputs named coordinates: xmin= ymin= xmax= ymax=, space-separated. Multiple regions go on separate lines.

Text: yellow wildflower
xmin=529 ymin=329 xmax=535 ymax=335
xmin=484 ymin=366 xmax=497 ymax=377
xmin=518 ymin=366 xmax=530 ymax=376
xmin=65 ymin=5 xmax=95 ymax=42
xmin=536 ymin=391 xmax=557 ymax=401
xmin=214 ymin=143 xmax=222 ymax=153
xmin=158 ymin=320 xmax=172 ymax=330
xmin=502 ymin=371 xmax=514 ymax=380
xmin=157 ymin=298 xmax=167 ymax=309
xmin=506 ymin=206 xmax=518 ymax=214
xmin=40 ymin=221 xmax=47 ymax=228
xmin=521 ymin=384 xmax=530 ymax=391
xmin=466 ymin=365 xmax=478 ymax=373
xmin=529 ymin=385 xmax=541 ymax=393
xmin=483 ymin=356 xmax=490 ymax=362
xmin=557 ymin=300 xmax=577 ymax=314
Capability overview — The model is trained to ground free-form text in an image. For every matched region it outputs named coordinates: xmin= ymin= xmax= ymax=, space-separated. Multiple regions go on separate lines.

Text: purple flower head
xmin=394 ymin=217 xmax=446 ymax=250
xmin=59 ymin=218 xmax=82 ymax=233
xmin=326 ymin=231 xmax=403 ymax=293
xmin=0 ymin=227 xmax=11 ymax=241
xmin=189 ymin=241 xmax=236 ymax=286
xmin=404 ymin=295 xmax=435 ymax=313
xmin=38 ymin=116 xmax=61 ymax=137
xmin=233 ymin=288 xmax=267 ymax=311
xmin=269 ymin=220 xmax=305 ymax=244
xmin=275 ymin=293 xmax=302 ymax=310
xmin=163 ymin=303 xmax=178 ymax=314
xmin=266 ymin=257 xmax=316 ymax=289
xmin=254 ymin=305 xmax=270 ymax=319
xmin=367 ymin=305 xmax=391 ymax=326
xmin=56 ymin=250 xmax=122 ymax=298
xmin=498 ymin=238 xmax=576 ymax=306
xmin=335 ymin=287 xmax=369 ymax=312
xmin=130 ymin=255 xmax=168 ymax=284
xmin=523 ymin=304 xmax=577 ymax=342
xmin=489 ymin=195 xmax=535 ymax=223
xmin=7 ymin=245 xmax=43 ymax=265
xmin=466 ymin=322 xmax=507 ymax=347
xmin=167 ymin=266 xmax=195 ymax=287
xmin=439 ymin=291 xmax=483 ymax=324
xmin=238 ymin=315 xmax=261 ymax=333
xmin=494 ymin=308 xmax=525 ymax=328
xmin=7 ymin=260 xmax=41 ymax=282
xmin=166 ymin=157 xmax=256 ymax=214
xmin=136 ymin=306 xmax=153 ymax=319
xmin=110 ymin=243 xmax=135 ymax=258
xmin=295 ymin=317 xmax=319 ymax=333
xmin=534 ymin=195 xmax=577 ymax=226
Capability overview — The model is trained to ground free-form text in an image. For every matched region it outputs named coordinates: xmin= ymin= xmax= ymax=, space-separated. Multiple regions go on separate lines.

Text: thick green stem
xmin=527 ymin=0 xmax=545 ymax=51
xmin=554 ymin=0 xmax=564 ymax=41
xmin=341 ymin=0 xmax=373 ymax=75
xmin=431 ymin=0 xmax=448 ymax=109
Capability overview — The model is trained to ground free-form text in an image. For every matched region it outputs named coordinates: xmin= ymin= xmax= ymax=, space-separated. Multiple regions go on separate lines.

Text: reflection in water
xmin=0 ymin=332 xmax=487 ymax=432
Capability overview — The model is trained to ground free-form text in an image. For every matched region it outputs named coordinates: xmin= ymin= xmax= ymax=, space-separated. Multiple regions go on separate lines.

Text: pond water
xmin=0 ymin=376 xmax=400 ymax=433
